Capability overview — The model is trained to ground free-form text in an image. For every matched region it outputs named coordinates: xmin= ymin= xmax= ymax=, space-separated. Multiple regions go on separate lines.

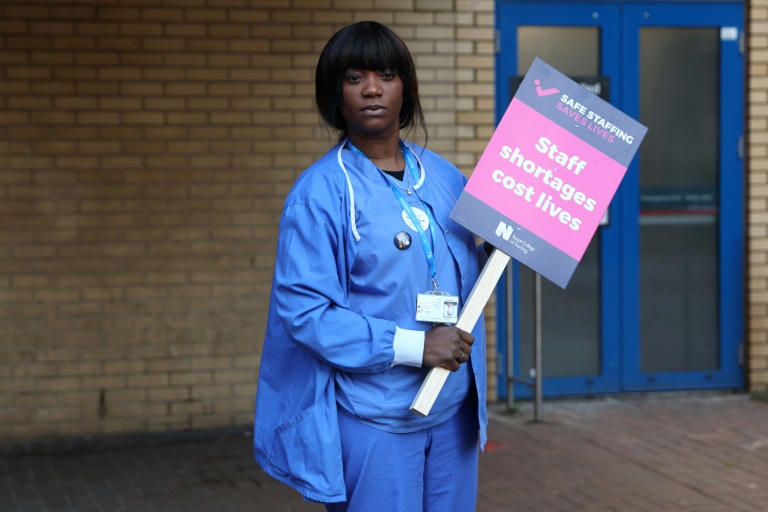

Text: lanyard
xmin=347 ymin=140 xmax=441 ymax=291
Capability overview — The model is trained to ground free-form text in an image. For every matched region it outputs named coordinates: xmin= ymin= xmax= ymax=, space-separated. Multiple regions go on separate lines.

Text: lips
xmin=361 ymin=104 xmax=387 ymax=113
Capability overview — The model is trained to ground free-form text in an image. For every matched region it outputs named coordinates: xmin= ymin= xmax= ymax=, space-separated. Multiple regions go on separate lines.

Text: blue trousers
xmin=326 ymin=398 xmax=479 ymax=512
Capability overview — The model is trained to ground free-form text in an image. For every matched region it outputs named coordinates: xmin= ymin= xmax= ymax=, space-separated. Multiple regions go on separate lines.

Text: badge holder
xmin=415 ymin=290 xmax=459 ymax=325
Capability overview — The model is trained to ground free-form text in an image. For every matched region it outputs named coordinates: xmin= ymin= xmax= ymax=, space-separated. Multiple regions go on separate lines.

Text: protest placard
xmin=410 ymin=58 xmax=647 ymax=416
xmin=452 ymin=57 xmax=648 ymax=288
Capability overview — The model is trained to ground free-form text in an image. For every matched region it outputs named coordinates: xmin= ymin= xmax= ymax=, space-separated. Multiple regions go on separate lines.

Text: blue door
xmin=495 ymin=1 xmax=745 ymax=398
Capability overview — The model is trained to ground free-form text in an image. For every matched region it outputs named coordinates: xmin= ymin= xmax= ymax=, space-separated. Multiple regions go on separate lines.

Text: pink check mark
xmin=534 ymin=79 xmax=559 ymax=97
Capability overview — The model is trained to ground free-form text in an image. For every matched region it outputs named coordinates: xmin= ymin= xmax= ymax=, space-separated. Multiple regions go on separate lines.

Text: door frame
xmin=494 ymin=0 xmax=745 ymax=399
xmin=619 ymin=2 xmax=745 ymax=391
xmin=495 ymin=1 xmax=623 ymax=398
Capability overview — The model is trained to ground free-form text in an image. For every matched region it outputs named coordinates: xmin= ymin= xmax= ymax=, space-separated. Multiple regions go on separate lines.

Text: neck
xmin=347 ymin=133 xmax=403 ymax=171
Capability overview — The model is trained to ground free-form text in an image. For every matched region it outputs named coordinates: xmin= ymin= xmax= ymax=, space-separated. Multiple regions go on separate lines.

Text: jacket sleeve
xmin=273 ymin=201 xmax=397 ymax=374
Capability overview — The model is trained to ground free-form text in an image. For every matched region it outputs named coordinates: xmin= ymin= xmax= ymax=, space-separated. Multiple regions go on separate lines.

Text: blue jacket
xmin=254 ymin=141 xmax=488 ymax=503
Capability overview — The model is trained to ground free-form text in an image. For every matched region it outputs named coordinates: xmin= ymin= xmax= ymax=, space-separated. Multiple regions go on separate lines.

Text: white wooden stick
xmin=409 ymin=248 xmax=511 ymax=417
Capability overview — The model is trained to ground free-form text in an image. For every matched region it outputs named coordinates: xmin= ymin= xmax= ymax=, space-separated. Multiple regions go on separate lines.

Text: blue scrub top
xmin=254 ymin=141 xmax=488 ymax=503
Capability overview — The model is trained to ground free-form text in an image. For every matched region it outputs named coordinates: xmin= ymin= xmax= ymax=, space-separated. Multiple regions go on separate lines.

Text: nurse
xmin=254 ymin=21 xmax=489 ymax=511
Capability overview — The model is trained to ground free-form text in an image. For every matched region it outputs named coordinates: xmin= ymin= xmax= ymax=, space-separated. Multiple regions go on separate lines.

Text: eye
xmin=382 ymin=70 xmax=397 ymax=80
xmin=343 ymin=69 xmax=363 ymax=84
xmin=344 ymin=73 xmax=362 ymax=84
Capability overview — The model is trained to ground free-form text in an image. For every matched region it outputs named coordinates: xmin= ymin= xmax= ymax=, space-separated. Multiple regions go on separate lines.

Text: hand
xmin=422 ymin=324 xmax=474 ymax=372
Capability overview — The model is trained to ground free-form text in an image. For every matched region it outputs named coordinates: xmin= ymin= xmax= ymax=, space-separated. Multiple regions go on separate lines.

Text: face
xmin=339 ymin=68 xmax=404 ymax=139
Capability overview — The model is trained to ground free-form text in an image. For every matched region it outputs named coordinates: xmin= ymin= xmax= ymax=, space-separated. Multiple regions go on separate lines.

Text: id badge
xmin=416 ymin=291 xmax=459 ymax=325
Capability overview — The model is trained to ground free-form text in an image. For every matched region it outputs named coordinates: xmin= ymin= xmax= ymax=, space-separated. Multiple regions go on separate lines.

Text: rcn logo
xmin=495 ymin=221 xmax=514 ymax=241
xmin=494 ymin=221 xmax=536 ymax=255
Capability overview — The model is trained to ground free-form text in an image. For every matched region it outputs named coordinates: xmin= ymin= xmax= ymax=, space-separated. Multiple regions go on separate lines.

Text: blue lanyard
xmin=347 ymin=140 xmax=441 ymax=291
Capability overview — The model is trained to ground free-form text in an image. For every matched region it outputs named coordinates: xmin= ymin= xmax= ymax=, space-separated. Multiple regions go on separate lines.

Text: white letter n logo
xmin=495 ymin=221 xmax=513 ymax=241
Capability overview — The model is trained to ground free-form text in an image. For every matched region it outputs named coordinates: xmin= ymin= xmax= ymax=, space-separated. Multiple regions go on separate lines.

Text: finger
xmin=458 ymin=329 xmax=475 ymax=345
xmin=443 ymin=359 xmax=460 ymax=372
xmin=455 ymin=350 xmax=469 ymax=364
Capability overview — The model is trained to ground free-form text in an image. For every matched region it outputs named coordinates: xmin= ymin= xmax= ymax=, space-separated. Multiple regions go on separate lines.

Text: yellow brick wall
xmin=750 ymin=0 xmax=768 ymax=391
xmin=0 ymin=1 xmax=496 ymax=440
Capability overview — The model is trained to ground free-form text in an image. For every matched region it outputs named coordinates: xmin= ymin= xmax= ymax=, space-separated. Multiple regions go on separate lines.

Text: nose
xmin=362 ymin=74 xmax=383 ymax=96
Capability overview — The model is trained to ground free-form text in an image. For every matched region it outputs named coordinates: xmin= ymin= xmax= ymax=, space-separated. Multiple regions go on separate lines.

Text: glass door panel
xmin=638 ymin=27 xmax=720 ymax=373
xmin=517 ymin=26 xmax=602 ymax=379
xmin=519 ymin=240 xmax=601 ymax=377
xmin=517 ymin=27 xmax=599 ymax=75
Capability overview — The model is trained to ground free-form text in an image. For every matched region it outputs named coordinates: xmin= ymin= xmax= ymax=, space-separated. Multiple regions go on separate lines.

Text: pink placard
xmin=451 ymin=58 xmax=647 ymax=288
xmin=464 ymin=98 xmax=627 ymax=261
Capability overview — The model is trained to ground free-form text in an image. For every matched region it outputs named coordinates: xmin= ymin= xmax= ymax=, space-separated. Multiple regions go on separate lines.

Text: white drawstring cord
xmin=336 ymin=140 xmax=361 ymax=242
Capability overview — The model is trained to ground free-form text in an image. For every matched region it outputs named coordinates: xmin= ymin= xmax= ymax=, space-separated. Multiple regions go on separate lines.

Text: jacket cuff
xmin=391 ymin=327 xmax=424 ymax=367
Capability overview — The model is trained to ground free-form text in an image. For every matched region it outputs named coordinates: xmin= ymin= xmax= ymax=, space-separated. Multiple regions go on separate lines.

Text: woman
xmin=254 ymin=21 xmax=488 ymax=511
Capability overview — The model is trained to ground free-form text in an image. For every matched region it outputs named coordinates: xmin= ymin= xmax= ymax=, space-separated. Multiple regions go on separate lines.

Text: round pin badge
xmin=394 ymin=231 xmax=412 ymax=250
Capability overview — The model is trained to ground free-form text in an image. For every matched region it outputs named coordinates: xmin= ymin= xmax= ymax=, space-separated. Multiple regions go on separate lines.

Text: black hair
xmin=315 ymin=21 xmax=428 ymax=143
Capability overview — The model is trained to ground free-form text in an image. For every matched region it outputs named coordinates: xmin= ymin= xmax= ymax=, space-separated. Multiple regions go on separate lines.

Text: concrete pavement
xmin=2 ymin=393 xmax=767 ymax=511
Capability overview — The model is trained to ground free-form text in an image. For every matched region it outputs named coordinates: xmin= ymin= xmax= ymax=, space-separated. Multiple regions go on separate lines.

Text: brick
xmin=165 ymin=52 xmax=207 ymax=66
xmin=76 ymin=81 xmax=118 ymax=95
xmin=37 ymin=378 xmax=81 ymax=392
xmin=30 ymin=51 xmax=74 ymax=66
xmin=76 ymin=21 xmax=120 ymax=36
xmin=30 ymin=21 xmax=75 ymax=35
xmin=6 ymin=66 xmax=52 ymax=80
xmin=162 ymin=23 xmax=204 ymax=39
xmin=128 ymin=374 xmax=169 ymax=387
xmin=109 ymin=402 xmax=168 ymax=417
xmin=209 ymin=83 xmax=251 ymax=96
xmin=5 ymin=36 xmax=52 ymax=50
xmin=208 ymin=54 xmax=249 ymax=67
xmin=143 ymin=38 xmax=185 ymax=52
xmin=0 ymin=21 xmax=29 ymax=35
xmin=170 ymin=372 xmax=212 ymax=386
xmin=229 ymin=39 xmax=268 ymax=53
xmin=77 ymin=112 xmax=121 ymax=125
xmin=54 ymin=96 xmax=97 ymax=110
xmin=99 ymin=38 xmax=141 ymax=52
xmin=0 ymin=111 xmax=29 ymax=124
xmin=99 ymin=67 xmax=142 ymax=80
xmin=167 ymin=112 xmax=207 ymax=125
xmin=165 ymin=83 xmax=206 ymax=96
xmin=11 ymin=275 xmax=52 ymax=287
xmin=209 ymin=24 xmax=250 ymax=38
xmin=190 ymin=384 xmax=231 ymax=399
xmin=121 ymin=53 xmax=164 ymax=67
xmin=50 ymin=6 xmax=96 ymax=20
xmin=120 ymin=82 xmax=163 ymax=95
xmin=169 ymin=401 xmax=211 ymax=415
xmin=148 ymin=387 xmax=190 ymax=401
